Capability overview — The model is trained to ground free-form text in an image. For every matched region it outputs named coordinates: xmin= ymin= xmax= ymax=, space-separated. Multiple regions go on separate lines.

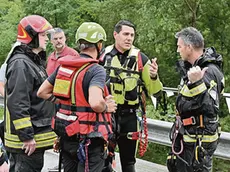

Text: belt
xmin=182 ymin=115 xmax=218 ymax=127
xmin=59 ymin=104 xmax=94 ymax=112
xmin=182 ymin=116 xmax=196 ymax=126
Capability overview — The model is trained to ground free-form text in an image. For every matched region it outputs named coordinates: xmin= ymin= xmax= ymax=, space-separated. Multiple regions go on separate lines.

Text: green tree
xmin=0 ymin=0 xmax=25 ymax=63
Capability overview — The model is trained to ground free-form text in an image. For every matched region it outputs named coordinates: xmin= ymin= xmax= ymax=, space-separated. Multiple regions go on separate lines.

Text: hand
xmin=22 ymin=139 xmax=36 ymax=156
xmin=105 ymin=95 xmax=117 ymax=113
xmin=187 ymin=66 xmax=208 ymax=83
xmin=149 ymin=58 xmax=158 ymax=79
xmin=0 ymin=161 xmax=9 ymax=172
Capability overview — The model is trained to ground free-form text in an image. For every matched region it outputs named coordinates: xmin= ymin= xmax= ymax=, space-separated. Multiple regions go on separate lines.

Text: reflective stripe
xmin=6 ymin=108 xmax=11 ymax=134
xmin=5 ymin=131 xmax=56 ymax=142
xmin=208 ymin=80 xmax=217 ymax=92
xmin=59 ymin=66 xmax=74 ymax=75
xmin=167 ymin=155 xmax=176 ymax=160
xmin=180 ymin=82 xmax=207 ymax=97
xmin=13 ymin=117 xmax=32 ymax=130
xmin=56 ymin=112 xmax=77 ymax=121
xmin=71 ymin=63 xmax=89 ymax=105
xmin=183 ymin=132 xmax=218 ymax=143
xmin=5 ymin=137 xmax=56 ymax=149
xmin=53 ymin=79 xmax=71 ymax=96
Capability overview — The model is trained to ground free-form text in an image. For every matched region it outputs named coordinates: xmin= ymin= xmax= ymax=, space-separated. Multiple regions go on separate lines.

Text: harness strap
xmin=59 ymin=104 xmax=94 ymax=112
xmin=182 ymin=114 xmax=218 ymax=127
xmin=182 ymin=116 xmax=196 ymax=126
xmin=79 ymin=121 xmax=111 ymax=125
xmin=171 ymin=116 xmax=184 ymax=155
xmin=104 ymin=66 xmax=141 ymax=75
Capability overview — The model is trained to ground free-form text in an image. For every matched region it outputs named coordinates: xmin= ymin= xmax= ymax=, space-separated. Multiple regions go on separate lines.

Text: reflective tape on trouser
xmin=183 ymin=132 xmax=218 ymax=143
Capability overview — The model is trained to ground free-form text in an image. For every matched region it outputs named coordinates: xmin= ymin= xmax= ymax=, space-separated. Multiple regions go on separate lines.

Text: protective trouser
xmin=175 ymin=140 xmax=217 ymax=172
xmin=9 ymin=151 xmax=45 ymax=172
xmin=117 ymin=112 xmax=138 ymax=172
xmin=61 ymin=138 xmax=106 ymax=172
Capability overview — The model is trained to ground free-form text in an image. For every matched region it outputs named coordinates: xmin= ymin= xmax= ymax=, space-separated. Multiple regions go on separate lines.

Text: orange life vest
xmin=52 ymin=55 xmax=112 ymax=141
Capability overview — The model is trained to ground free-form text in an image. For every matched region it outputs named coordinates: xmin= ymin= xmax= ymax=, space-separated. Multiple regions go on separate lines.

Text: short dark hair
xmin=114 ymin=20 xmax=135 ymax=33
xmin=175 ymin=27 xmax=204 ymax=49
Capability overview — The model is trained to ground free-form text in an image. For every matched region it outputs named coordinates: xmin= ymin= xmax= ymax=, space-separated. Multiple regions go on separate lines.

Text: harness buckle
xmin=127 ymin=132 xmax=139 ymax=140
xmin=182 ymin=116 xmax=196 ymax=126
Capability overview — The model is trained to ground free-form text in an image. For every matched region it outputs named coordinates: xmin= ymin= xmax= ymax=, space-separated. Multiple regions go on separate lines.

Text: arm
xmin=7 ymin=61 xmax=34 ymax=141
xmin=140 ymin=53 xmax=163 ymax=96
xmin=88 ymin=86 xmax=107 ymax=113
xmin=0 ymin=63 xmax=7 ymax=97
xmin=88 ymin=65 xmax=116 ymax=113
xmin=0 ymin=82 xmax=4 ymax=97
xmin=177 ymin=65 xmax=224 ymax=116
xmin=6 ymin=60 xmax=36 ymax=155
xmin=37 ymin=80 xmax=54 ymax=100
xmin=37 ymin=68 xmax=59 ymax=104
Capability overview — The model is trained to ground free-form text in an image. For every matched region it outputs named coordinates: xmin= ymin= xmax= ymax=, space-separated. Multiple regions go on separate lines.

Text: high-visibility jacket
xmin=176 ymin=47 xmax=224 ymax=140
xmin=53 ymin=55 xmax=112 ymax=141
xmin=5 ymin=46 xmax=56 ymax=153
xmin=100 ymin=45 xmax=162 ymax=105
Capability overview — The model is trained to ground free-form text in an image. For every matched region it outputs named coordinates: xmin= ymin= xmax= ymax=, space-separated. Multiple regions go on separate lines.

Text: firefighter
xmin=37 ymin=22 xmax=117 ymax=172
xmin=4 ymin=15 xmax=57 ymax=172
xmin=100 ymin=20 xmax=163 ymax=172
xmin=167 ymin=27 xmax=224 ymax=172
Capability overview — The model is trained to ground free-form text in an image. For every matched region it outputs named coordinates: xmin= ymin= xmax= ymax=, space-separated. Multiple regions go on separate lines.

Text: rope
xmin=139 ymin=113 xmax=148 ymax=157
xmin=171 ymin=116 xmax=184 ymax=155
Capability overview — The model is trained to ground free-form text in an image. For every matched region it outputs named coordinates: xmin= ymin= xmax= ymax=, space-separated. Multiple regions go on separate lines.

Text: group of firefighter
xmin=0 ymin=14 xmax=224 ymax=172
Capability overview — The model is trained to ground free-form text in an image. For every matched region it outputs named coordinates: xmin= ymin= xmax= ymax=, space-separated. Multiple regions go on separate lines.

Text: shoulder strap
xmin=71 ymin=62 xmax=96 ymax=105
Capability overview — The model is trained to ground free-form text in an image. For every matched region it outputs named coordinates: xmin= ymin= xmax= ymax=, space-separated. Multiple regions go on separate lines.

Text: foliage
xmin=0 ymin=0 xmax=25 ymax=64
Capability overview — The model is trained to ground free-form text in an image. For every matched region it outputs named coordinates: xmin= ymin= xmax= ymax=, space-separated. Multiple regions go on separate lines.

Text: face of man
xmin=51 ymin=32 xmax=66 ymax=52
xmin=177 ymin=37 xmax=191 ymax=61
xmin=38 ymin=32 xmax=49 ymax=51
xmin=114 ymin=25 xmax=135 ymax=53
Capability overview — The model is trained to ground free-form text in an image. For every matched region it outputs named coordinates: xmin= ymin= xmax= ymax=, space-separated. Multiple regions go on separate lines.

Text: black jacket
xmin=4 ymin=45 xmax=56 ymax=153
xmin=176 ymin=47 xmax=224 ymax=133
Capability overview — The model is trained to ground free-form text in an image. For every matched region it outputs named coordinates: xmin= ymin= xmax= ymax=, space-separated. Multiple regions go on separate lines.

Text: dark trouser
xmin=9 ymin=151 xmax=45 ymax=172
xmin=175 ymin=139 xmax=218 ymax=172
xmin=117 ymin=113 xmax=138 ymax=172
xmin=62 ymin=138 xmax=105 ymax=172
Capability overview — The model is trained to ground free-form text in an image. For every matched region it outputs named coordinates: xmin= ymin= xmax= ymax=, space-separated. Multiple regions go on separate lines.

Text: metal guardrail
xmin=1 ymin=91 xmax=230 ymax=160
xmin=147 ymin=118 xmax=230 ymax=160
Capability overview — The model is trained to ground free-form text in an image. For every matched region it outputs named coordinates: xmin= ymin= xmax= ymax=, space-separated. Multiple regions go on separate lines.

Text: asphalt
xmin=42 ymin=149 xmax=168 ymax=172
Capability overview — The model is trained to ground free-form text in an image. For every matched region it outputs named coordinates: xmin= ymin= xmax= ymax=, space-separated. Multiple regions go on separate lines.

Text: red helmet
xmin=17 ymin=15 xmax=52 ymax=45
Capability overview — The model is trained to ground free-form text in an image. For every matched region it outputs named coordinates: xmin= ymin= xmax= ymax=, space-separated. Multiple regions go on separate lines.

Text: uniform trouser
xmin=61 ymin=138 xmax=105 ymax=172
xmin=117 ymin=113 xmax=138 ymax=172
xmin=9 ymin=151 xmax=45 ymax=172
xmin=175 ymin=139 xmax=218 ymax=172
